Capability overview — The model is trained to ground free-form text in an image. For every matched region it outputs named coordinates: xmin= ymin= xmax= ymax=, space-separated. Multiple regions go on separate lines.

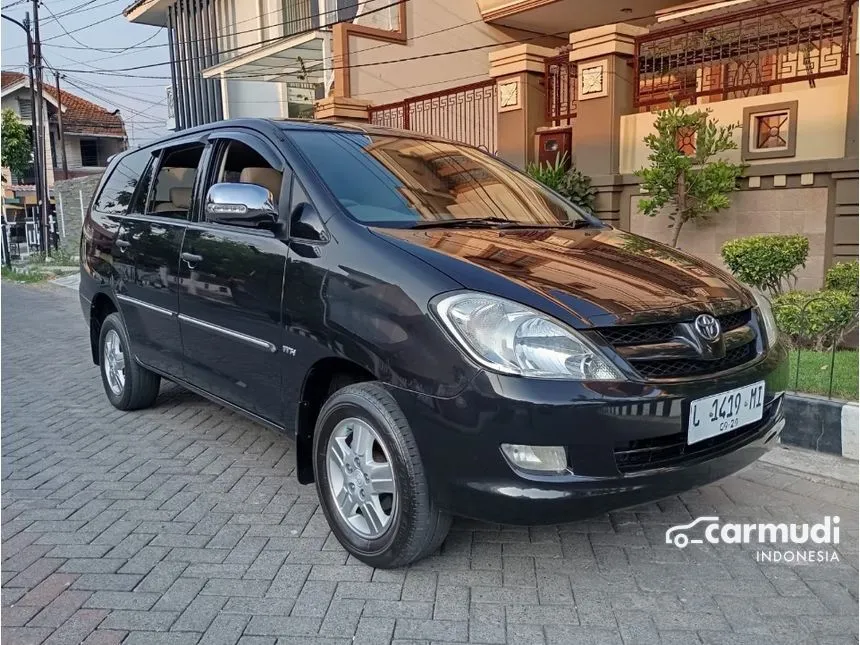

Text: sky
xmin=2 ymin=0 xmax=172 ymax=147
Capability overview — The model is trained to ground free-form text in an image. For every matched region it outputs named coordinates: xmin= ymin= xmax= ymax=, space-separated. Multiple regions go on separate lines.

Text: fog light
xmin=501 ymin=444 xmax=568 ymax=473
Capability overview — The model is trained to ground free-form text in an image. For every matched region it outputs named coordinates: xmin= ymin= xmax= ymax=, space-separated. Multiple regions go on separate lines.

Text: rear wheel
xmin=98 ymin=313 xmax=160 ymax=410
xmin=313 ymin=382 xmax=451 ymax=568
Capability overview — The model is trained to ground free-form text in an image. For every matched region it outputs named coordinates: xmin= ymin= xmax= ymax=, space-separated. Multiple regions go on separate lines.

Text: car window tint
xmin=93 ymin=149 xmax=151 ymax=215
xmin=208 ymin=140 xmax=284 ymax=223
xmin=127 ymin=157 xmax=155 ymax=216
xmin=148 ymin=144 xmax=205 ymax=220
xmin=290 ymin=131 xmax=588 ymax=228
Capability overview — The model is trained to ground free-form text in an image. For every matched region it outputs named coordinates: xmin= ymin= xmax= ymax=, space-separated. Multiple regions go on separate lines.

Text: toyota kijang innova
xmin=80 ymin=119 xmax=788 ymax=567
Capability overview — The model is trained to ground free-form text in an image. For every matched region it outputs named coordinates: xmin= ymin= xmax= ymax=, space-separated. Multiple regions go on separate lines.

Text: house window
xmin=676 ymin=126 xmax=697 ymax=157
xmin=742 ymin=101 xmax=798 ymax=161
xmin=18 ymin=98 xmax=33 ymax=119
xmin=754 ymin=113 xmax=789 ymax=150
xmin=80 ymin=139 xmax=99 ymax=166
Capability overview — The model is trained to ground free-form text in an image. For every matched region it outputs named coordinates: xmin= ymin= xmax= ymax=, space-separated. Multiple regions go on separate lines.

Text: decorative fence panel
xmin=634 ymin=0 xmax=853 ymax=108
xmin=545 ymin=53 xmax=577 ymax=126
xmin=369 ymin=80 xmax=498 ymax=151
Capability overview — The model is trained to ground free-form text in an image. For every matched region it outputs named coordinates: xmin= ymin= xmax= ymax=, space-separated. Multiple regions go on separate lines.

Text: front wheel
xmin=313 ymin=382 xmax=451 ymax=568
xmin=98 ymin=312 xmax=160 ymax=411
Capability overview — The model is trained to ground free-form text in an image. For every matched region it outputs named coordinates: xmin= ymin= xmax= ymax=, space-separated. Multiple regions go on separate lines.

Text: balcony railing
xmin=545 ymin=53 xmax=577 ymax=127
xmin=634 ymin=0 xmax=853 ymax=109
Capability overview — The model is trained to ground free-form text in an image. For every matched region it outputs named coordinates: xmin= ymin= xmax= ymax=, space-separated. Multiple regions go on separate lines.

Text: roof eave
xmin=123 ymin=0 xmax=170 ymax=26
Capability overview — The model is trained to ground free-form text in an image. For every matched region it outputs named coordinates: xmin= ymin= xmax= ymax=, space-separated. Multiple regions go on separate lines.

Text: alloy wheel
xmin=103 ymin=329 xmax=126 ymax=396
xmin=325 ymin=417 xmax=396 ymax=538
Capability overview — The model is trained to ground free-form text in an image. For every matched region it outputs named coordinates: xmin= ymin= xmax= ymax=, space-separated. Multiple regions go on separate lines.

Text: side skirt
xmin=140 ymin=360 xmax=292 ymax=438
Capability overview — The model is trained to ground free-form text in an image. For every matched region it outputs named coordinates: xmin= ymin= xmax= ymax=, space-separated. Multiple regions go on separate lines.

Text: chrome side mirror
xmin=205 ymin=182 xmax=278 ymax=229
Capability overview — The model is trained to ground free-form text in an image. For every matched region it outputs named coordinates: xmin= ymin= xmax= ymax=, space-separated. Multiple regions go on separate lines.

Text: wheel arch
xmin=295 ymin=356 xmax=375 ymax=484
xmin=89 ymin=292 xmax=119 ymax=365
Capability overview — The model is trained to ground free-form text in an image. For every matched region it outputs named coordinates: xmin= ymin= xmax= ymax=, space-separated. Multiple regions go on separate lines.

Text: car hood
xmin=371 ymin=226 xmax=753 ymax=327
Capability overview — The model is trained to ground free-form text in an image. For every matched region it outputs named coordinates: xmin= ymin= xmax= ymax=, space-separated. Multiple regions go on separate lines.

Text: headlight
xmin=432 ymin=292 xmax=621 ymax=380
xmin=752 ymin=290 xmax=779 ymax=347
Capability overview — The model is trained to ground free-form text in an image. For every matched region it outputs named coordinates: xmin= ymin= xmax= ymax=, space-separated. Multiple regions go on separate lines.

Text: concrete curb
xmin=781 ymin=393 xmax=858 ymax=460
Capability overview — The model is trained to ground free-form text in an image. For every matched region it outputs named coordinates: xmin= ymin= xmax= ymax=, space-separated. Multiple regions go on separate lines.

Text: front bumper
xmin=387 ymin=342 xmax=789 ymax=525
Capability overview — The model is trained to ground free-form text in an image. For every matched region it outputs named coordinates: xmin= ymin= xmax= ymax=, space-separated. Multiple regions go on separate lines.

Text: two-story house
xmin=2 ymin=70 xmax=128 ymax=183
xmin=2 ymin=70 xmax=128 ymax=253
xmin=125 ymin=0 xmax=857 ymax=293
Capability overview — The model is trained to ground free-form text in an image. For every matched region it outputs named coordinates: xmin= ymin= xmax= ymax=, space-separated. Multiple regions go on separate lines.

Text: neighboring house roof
xmin=1 ymin=71 xmax=127 ymax=138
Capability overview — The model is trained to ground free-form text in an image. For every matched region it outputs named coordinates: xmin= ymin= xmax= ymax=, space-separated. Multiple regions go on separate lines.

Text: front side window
xmin=290 ymin=131 xmax=591 ymax=228
xmin=209 ymin=139 xmax=284 ymax=222
xmin=148 ymin=144 xmax=205 ymax=220
xmin=93 ymin=148 xmax=151 ymax=215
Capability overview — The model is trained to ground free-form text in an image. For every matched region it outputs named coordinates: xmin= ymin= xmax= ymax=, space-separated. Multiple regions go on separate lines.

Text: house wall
xmin=618 ymin=80 xmax=851 ymax=174
xmin=223 ymin=79 xmax=286 ymax=119
xmin=346 ymin=0 xmax=559 ymax=104
xmin=629 ymin=186 xmax=830 ymax=292
xmin=58 ymin=135 xmax=125 ymax=171
xmin=1 ymin=89 xmax=56 ymax=186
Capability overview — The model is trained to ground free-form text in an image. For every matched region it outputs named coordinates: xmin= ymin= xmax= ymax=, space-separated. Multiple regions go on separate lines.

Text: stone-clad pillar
xmin=569 ymin=23 xmax=647 ymax=178
xmin=566 ymin=23 xmax=648 ymax=225
xmin=488 ymin=44 xmax=556 ymax=168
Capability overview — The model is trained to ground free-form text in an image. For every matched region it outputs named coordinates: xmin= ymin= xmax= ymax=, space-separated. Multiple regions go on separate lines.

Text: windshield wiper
xmin=560 ymin=219 xmax=600 ymax=229
xmin=411 ymin=217 xmax=557 ymax=229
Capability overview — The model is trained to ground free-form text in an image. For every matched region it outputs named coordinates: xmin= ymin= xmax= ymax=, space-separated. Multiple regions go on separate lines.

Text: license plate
xmin=688 ymin=381 xmax=765 ymax=445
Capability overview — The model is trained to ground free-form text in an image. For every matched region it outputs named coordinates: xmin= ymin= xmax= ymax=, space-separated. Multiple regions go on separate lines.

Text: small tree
xmin=635 ymin=105 xmax=744 ymax=248
xmin=1 ymin=109 xmax=32 ymax=180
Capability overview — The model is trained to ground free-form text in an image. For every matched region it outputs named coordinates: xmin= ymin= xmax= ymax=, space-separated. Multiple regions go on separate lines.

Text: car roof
xmin=115 ymin=118 xmax=479 ymax=161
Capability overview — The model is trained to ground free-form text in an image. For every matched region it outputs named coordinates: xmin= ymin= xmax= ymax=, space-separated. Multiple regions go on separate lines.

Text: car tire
xmin=313 ymin=382 xmax=451 ymax=568
xmin=98 ymin=312 xmax=160 ymax=411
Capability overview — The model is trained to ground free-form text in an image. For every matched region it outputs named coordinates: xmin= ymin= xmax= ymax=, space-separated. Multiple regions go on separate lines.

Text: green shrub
xmin=772 ymin=289 xmax=858 ymax=349
xmin=720 ymin=234 xmax=809 ymax=295
xmin=526 ymin=153 xmax=597 ymax=212
xmin=557 ymin=167 xmax=597 ymax=212
xmin=526 ymin=153 xmax=568 ymax=192
xmin=825 ymin=261 xmax=859 ymax=295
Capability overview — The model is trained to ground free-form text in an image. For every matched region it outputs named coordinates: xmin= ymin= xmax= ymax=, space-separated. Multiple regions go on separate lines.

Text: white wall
xmin=619 ymin=80 xmax=851 ymax=174
xmin=223 ymin=79 xmax=287 ymax=118
xmin=348 ymin=0 xmax=547 ymax=104
xmin=2 ymin=87 xmax=53 ymax=184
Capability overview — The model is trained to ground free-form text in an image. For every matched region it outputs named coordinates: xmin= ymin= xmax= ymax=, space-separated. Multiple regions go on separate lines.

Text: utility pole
xmin=54 ymin=72 xmax=69 ymax=181
xmin=32 ymin=0 xmax=50 ymax=254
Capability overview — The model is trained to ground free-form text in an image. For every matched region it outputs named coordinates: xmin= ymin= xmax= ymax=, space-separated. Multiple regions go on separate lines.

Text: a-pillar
xmin=488 ymin=44 xmax=556 ymax=168
xmin=314 ymin=96 xmax=371 ymax=122
xmin=569 ymin=23 xmax=647 ymax=225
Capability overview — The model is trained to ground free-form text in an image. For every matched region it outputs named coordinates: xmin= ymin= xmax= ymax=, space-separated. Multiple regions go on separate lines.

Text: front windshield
xmin=290 ymin=131 xmax=592 ymax=228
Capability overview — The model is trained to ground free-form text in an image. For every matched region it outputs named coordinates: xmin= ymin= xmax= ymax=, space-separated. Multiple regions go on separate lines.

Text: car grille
xmin=633 ymin=342 xmax=756 ymax=379
xmin=596 ymin=309 xmax=756 ymax=379
xmin=613 ymin=400 xmax=777 ymax=474
xmin=599 ymin=310 xmax=751 ymax=347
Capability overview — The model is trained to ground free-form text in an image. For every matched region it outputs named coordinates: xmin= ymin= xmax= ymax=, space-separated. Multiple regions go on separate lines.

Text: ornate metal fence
xmin=368 ymin=80 xmax=498 ymax=151
xmin=634 ymin=0 xmax=853 ymax=108
xmin=545 ymin=53 xmax=577 ymax=126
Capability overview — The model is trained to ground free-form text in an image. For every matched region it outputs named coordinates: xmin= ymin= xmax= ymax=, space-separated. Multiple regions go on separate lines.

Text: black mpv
xmin=80 ymin=119 xmax=788 ymax=567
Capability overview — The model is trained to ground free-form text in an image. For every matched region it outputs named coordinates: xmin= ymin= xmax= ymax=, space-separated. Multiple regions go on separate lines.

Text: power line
xmin=43 ymin=0 xmax=405 ymax=75
xmin=40 ymin=2 xmax=99 ymax=49
xmin=45 ymin=0 xmax=121 ymax=22
xmin=6 ymin=0 xmax=383 ymax=55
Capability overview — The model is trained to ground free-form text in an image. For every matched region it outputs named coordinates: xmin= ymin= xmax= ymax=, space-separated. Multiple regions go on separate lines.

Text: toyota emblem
xmin=694 ymin=314 xmax=721 ymax=341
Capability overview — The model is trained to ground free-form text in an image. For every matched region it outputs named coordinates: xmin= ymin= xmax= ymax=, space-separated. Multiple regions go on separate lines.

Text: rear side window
xmin=93 ymin=149 xmax=151 ymax=215
xmin=148 ymin=144 xmax=205 ymax=220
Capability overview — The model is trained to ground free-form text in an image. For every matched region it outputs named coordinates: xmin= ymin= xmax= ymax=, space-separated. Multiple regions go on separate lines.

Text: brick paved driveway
xmin=2 ymin=282 xmax=858 ymax=645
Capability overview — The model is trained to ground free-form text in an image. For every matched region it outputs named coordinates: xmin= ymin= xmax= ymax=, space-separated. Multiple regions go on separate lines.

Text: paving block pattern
xmin=2 ymin=283 xmax=858 ymax=644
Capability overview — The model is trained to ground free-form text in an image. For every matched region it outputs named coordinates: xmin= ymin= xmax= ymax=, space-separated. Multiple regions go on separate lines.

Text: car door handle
xmin=116 ymin=239 xmax=131 ymax=249
xmin=181 ymin=252 xmax=203 ymax=265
